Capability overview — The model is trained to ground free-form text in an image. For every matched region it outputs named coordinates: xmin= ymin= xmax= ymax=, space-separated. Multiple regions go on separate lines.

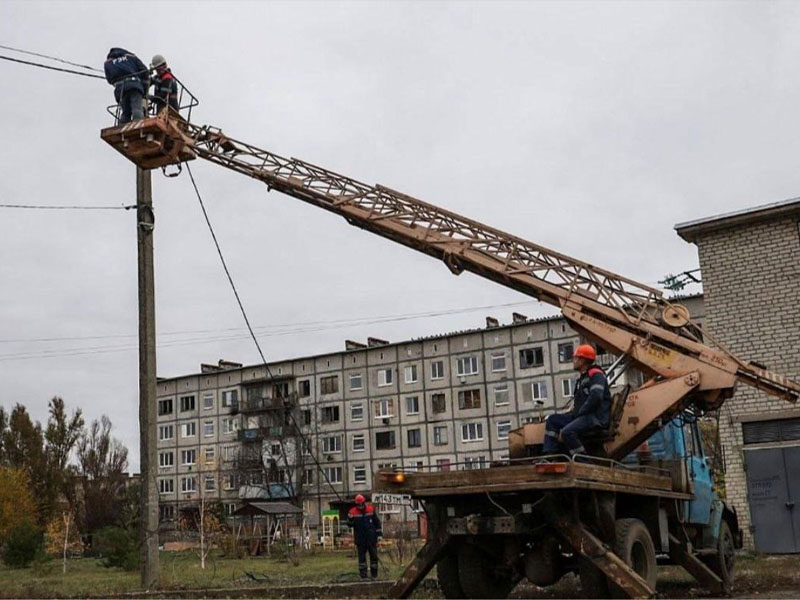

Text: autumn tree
xmin=0 ymin=467 xmax=37 ymax=541
xmin=45 ymin=508 xmax=82 ymax=572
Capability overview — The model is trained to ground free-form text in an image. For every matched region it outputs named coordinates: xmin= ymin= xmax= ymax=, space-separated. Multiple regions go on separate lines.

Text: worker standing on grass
xmin=149 ymin=54 xmax=179 ymax=114
xmin=543 ymin=344 xmax=612 ymax=458
xmin=347 ymin=494 xmax=382 ymax=580
xmin=103 ymin=48 xmax=149 ymax=124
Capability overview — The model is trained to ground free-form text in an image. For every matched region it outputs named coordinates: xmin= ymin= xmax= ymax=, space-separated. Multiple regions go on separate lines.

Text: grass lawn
xmin=1 ymin=550 xmax=799 ymax=598
xmin=0 ymin=549 xmax=408 ymax=598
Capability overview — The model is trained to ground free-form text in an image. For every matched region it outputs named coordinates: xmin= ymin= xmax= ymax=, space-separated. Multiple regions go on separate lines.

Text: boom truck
xmin=101 ymin=103 xmax=800 ymax=599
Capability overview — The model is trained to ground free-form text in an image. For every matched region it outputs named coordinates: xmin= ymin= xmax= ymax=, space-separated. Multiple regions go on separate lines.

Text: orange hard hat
xmin=574 ymin=344 xmax=597 ymax=361
xmin=354 ymin=494 xmax=366 ymax=504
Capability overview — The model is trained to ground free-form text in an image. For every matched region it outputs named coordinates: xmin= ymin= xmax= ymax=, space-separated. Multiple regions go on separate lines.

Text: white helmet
xmin=151 ymin=54 xmax=167 ymax=68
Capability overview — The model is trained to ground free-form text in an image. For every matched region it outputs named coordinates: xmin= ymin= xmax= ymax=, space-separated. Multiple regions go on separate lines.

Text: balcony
xmin=239 ymin=392 xmax=298 ymax=413
xmin=237 ymin=426 xmax=285 ymax=442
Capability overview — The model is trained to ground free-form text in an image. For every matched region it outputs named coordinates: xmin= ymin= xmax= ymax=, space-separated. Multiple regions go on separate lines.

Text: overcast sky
xmin=2 ymin=1 xmax=798 ymax=470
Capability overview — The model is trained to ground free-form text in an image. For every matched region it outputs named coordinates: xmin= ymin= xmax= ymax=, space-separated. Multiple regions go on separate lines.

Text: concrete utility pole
xmin=136 ymin=167 xmax=159 ymax=587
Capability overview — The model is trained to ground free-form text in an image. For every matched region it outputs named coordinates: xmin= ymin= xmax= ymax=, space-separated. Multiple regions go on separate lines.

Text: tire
xmin=701 ymin=519 xmax=735 ymax=592
xmin=457 ymin=543 xmax=517 ymax=599
xmin=579 ymin=559 xmax=611 ymax=598
xmin=611 ymin=518 xmax=657 ymax=596
xmin=437 ymin=551 xmax=465 ymax=599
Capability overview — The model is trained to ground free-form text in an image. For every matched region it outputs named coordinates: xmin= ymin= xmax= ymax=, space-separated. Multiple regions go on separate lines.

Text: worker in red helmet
xmin=542 ymin=344 xmax=612 ymax=458
xmin=347 ymin=493 xmax=382 ymax=579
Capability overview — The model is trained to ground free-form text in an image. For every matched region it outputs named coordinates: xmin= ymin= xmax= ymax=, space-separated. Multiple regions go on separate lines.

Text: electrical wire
xmin=0 ymin=44 xmax=103 ymax=72
xmin=186 ymin=162 xmax=345 ymax=502
xmin=0 ymin=54 xmax=105 ymax=79
xmin=0 ymin=203 xmax=135 ymax=210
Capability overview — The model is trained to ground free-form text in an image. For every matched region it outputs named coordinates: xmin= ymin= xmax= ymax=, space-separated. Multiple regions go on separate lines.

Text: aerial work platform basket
xmin=100 ymin=73 xmax=199 ymax=170
xmin=100 ymin=111 xmax=196 ymax=169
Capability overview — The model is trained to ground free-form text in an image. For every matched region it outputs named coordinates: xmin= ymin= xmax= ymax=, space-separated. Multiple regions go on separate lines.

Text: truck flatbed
xmin=375 ymin=457 xmax=693 ymax=500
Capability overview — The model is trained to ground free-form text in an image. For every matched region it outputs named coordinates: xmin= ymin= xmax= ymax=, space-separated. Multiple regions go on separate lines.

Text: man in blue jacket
xmin=543 ymin=344 xmax=612 ymax=457
xmin=347 ymin=494 xmax=382 ymax=579
xmin=104 ymin=48 xmax=149 ymax=124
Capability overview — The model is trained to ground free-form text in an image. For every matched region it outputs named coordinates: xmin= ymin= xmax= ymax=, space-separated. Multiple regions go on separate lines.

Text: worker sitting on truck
xmin=149 ymin=54 xmax=179 ymax=114
xmin=103 ymin=48 xmax=149 ymax=124
xmin=347 ymin=494 xmax=382 ymax=579
xmin=543 ymin=344 xmax=612 ymax=457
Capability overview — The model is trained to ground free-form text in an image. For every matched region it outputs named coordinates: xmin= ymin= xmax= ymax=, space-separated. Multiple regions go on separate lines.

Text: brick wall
xmin=694 ymin=217 xmax=800 ymax=548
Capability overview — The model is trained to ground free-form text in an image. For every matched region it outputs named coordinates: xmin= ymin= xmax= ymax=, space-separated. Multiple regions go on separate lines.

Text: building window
xmin=436 ymin=458 xmax=451 ymax=472
xmin=204 ymin=447 xmax=215 ymax=463
xmin=461 ymin=422 xmax=484 ymax=442
xmin=158 ymin=398 xmax=173 ymax=416
xmin=431 ymin=393 xmax=446 ymax=414
xmin=159 ymin=504 xmax=175 ymax=521
xmin=302 ymin=469 xmax=314 ymax=485
xmin=180 ymin=476 xmax=196 ymax=493
xmin=562 ymin=379 xmax=574 ymax=398
xmin=353 ymin=464 xmax=367 ymax=484
xmin=531 ymin=381 xmax=549 ymax=402
xmin=494 ymin=384 xmax=509 ymax=406
xmin=376 ymin=430 xmax=396 ymax=450
xmin=323 ymin=466 xmax=343 ymax=485
xmin=223 ymin=445 xmax=236 ymax=462
xmin=204 ymin=475 xmax=216 ymax=492
xmin=374 ymin=398 xmax=395 ymax=419
xmin=558 ymin=342 xmax=574 ymax=363
xmin=406 ymin=396 xmax=420 ymax=415
xmin=181 ymin=421 xmax=197 ymax=438
xmin=431 ymin=360 xmax=444 ymax=380
xmin=322 ymin=435 xmax=342 ymax=454
xmin=378 ymin=368 xmax=393 ymax=387
xmin=497 ymin=420 xmax=511 ymax=441
xmin=404 ymin=365 xmax=418 ymax=384
xmin=221 ymin=389 xmax=238 ymax=408
xmin=520 ymin=347 xmax=544 ymax=369
xmin=352 ymin=433 xmax=366 ymax=452
xmin=302 ymin=409 xmax=312 ymax=426
xmin=321 ymin=405 xmax=340 ymax=424
xmin=464 ymin=456 xmax=486 ymax=470
xmin=320 ymin=375 xmax=338 ymax=395
xmin=180 ymin=395 xmax=196 ymax=412
xmin=298 ymin=380 xmax=311 ymax=397
xmin=181 ymin=449 xmax=196 ymax=465
xmin=203 ymin=420 xmax=214 ymax=437
xmin=158 ymin=424 xmax=174 ymax=441
xmin=349 ymin=373 xmax=363 ymax=391
xmin=222 ymin=417 xmax=238 ymax=435
xmin=407 ymin=428 xmax=422 ymax=448
xmin=158 ymin=451 xmax=174 ymax=468
xmin=458 ymin=389 xmax=482 ymax=410
xmin=351 ymin=402 xmax=364 ymax=422
xmin=433 ymin=425 xmax=448 ymax=446
xmin=456 ymin=356 xmax=479 ymax=376
xmin=491 ymin=352 xmax=507 ymax=372
xmin=158 ymin=478 xmax=174 ymax=494
xmin=270 ymin=443 xmax=281 ymax=456
xmin=203 ymin=393 xmax=214 ymax=410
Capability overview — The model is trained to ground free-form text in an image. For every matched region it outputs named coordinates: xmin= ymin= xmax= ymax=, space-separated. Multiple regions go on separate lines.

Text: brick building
xmin=676 ymin=198 xmax=800 ymax=553
xmin=153 ymin=298 xmax=704 ymax=538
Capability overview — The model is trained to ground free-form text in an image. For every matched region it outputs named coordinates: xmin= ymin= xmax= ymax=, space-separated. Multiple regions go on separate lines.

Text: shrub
xmin=2 ymin=520 xmax=43 ymax=568
xmin=95 ymin=526 xmax=138 ymax=571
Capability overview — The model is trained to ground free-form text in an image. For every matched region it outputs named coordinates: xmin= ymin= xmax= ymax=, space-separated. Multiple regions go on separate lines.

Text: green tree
xmin=2 ymin=520 xmax=42 ymax=568
xmin=77 ymin=416 xmax=129 ymax=533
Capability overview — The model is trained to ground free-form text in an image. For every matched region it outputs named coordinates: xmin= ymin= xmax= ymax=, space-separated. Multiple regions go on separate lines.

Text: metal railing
xmin=105 ymin=69 xmax=199 ymax=125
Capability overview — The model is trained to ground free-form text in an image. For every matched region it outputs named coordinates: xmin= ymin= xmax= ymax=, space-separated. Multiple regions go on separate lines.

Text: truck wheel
xmin=437 ymin=551 xmax=465 ymax=599
xmin=701 ymin=519 xmax=735 ymax=592
xmin=578 ymin=559 xmax=611 ymax=598
xmin=458 ymin=543 xmax=517 ymax=598
xmin=612 ymin=518 xmax=657 ymax=596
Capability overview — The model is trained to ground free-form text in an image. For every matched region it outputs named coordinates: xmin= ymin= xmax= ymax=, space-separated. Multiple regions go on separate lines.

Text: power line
xmin=0 ymin=44 xmax=103 ymax=72
xmin=0 ymin=54 xmax=105 ymax=79
xmin=0 ymin=300 xmax=535 ymax=344
xmin=0 ymin=203 xmax=135 ymax=210
xmin=186 ymin=163 xmax=345 ymax=502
